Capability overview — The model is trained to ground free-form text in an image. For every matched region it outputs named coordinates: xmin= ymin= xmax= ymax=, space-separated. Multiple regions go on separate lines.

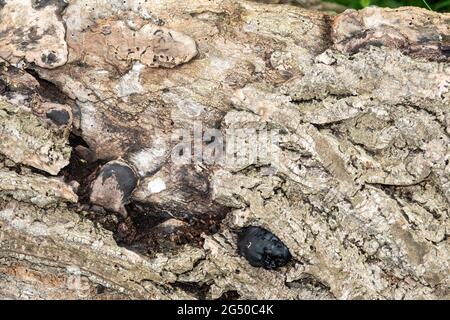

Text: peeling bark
xmin=0 ymin=0 xmax=449 ymax=300
xmin=0 ymin=99 xmax=71 ymax=175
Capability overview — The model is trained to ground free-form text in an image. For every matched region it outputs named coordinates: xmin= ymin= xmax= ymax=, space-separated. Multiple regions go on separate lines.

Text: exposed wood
xmin=0 ymin=1 xmax=449 ymax=299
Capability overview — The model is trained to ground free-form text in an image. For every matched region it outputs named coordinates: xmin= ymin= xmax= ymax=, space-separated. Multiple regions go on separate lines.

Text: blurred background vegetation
xmin=323 ymin=0 xmax=450 ymax=11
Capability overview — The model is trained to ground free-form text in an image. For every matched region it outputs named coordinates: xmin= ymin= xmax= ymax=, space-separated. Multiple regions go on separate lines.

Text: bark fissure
xmin=0 ymin=0 xmax=449 ymax=300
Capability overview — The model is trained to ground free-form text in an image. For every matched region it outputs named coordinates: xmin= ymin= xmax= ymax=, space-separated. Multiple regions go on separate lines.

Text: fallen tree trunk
xmin=0 ymin=0 xmax=449 ymax=299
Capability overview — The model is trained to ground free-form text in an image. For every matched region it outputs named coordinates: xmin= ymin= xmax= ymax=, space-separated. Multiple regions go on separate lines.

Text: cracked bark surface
xmin=0 ymin=0 xmax=449 ymax=299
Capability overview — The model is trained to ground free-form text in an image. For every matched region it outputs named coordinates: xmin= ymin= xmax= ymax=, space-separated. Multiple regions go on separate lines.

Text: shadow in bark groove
xmin=25 ymin=68 xmax=72 ymax=105
xmin=115 ymin=202 xmax=229 ymax=257
xmin=62 ymin=131 xmax=230 ymax=258
xmin=172 ymin=281 xmax=212 ymax=300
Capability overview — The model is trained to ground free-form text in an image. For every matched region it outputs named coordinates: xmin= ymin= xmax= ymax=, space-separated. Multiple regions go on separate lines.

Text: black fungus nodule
xmin=237 ymin=226 xmax=292 ymax=270
xmin=46 ymin=109 xmax=70 ymax=126
xmin=89 ymin=160 xmax=139 ymax=217
xmin=100 ymin=161 xmax=138 ymax=202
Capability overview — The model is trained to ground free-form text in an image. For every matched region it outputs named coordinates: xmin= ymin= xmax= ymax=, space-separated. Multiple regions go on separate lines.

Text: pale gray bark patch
xmin=0 ymin=1 xmax=449 ymax=300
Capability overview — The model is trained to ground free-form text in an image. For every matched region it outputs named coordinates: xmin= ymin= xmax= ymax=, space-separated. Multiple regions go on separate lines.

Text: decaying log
xmin=0 ymin=0 xmax=449 ymax=299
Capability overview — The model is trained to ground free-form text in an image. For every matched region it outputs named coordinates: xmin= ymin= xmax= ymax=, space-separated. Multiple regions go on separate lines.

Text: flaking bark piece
xmin=0 ymin=0 xmax=68 ymax=68
xmin=0 ymin=98 xmax=71 ymax=175
xmin=0 ymin=168 xmax=78 ymax=207
xmin=67 ymin=19 xmax=197 ymax=71
xmin=332 ymin=7 xmax=450 ymax=62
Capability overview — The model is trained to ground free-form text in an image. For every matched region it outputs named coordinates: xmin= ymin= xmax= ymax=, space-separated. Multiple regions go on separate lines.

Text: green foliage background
xmin=324 ymin=0 xmax=450 ymax=11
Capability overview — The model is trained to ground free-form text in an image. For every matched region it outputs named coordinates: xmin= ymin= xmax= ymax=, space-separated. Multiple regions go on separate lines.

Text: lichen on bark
xmin=0 ymin=98 xmax=72 ymax=175
xmin=0 ymin=0 xmax=449 ymax=300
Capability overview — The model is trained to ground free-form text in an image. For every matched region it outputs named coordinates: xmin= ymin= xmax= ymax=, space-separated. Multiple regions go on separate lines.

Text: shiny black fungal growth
xmin=46 ymin=109 xmax=69 ymax=126
xmin=238 ymin=226 xmax=292 ymax=270
xmin=101 ymin=162 xmax=137 ymax=201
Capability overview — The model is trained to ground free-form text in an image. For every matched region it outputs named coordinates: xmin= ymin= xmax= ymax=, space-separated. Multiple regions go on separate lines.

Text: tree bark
xmin=0 ymin=0 xmax=449 ymax=299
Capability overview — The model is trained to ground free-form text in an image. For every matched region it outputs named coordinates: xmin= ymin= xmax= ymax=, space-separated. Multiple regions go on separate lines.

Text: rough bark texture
xmin=0 ymin=0 xmax=449 ymax=300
